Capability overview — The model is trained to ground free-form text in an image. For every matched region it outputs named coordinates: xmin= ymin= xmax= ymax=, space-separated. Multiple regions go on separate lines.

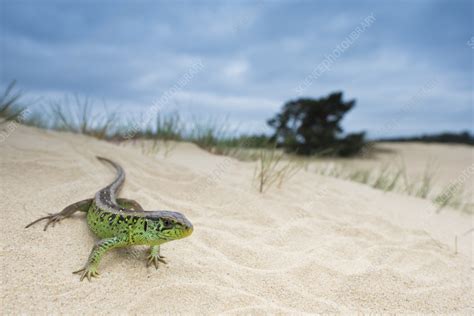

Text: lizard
xmin=25 ymin=156 xmax=193 ymax=281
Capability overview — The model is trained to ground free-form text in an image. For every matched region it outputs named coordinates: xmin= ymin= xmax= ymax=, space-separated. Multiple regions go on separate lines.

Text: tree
xmin=267 ymin=92 xmax=365 ymax=156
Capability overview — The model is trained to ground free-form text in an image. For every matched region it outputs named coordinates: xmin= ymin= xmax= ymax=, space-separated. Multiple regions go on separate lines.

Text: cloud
xmin=1 ymin=0 xmax=472 ymax=137
xmin=174 ymin=90 xmax=278 ymax=112
xmin=221 ymin=60 xmax=250 ymax=83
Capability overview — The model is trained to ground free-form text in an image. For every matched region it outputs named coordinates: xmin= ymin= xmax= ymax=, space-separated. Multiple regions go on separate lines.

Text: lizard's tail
xmin=96 ymin=156 xmax=125 ymax=181
xmin=96 ymin=156 xmax=120 ymax=170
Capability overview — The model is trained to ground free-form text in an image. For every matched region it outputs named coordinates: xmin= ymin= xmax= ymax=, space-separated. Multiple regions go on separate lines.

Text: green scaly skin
xmin=25 ymin=157 xmax=193 ymax=281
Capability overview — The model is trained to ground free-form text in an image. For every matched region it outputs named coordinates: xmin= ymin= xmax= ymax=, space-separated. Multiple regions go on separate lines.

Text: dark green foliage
xmin=268 ymin=92 xmax=366 ymax=156
xmin=335 ymin=132 xmax=366 ymax=157
xmin=379 ymin=131 xmax=474 ymax=146
xmin=221 ymin=134 xmax=273 ymax=148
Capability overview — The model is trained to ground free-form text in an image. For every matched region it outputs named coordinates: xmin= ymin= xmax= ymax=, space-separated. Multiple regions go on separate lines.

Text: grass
xmin=254 ymin=147 xmax=301 ymax=193
xmin=0 ymin=84 xmax=275 ymax=157
xmin=314 ymin=163 xmax=346 ymax=178
xmin=254 ymin=147 xmax=284 ymax=193
xmin=400 ymin=158 xmax=416 ymax=195
xmin=145 ymin=112 xmax=183 ymax=157
xmin=310 ymin=160 xmax=470 ymax=211
xmin=18 ymin=95 xmax=119 ymax=139
xmin=6 ymin=90 xmax=250 ymax=157
xmin=372 ymin=165 xmax=391 ymax=190
xmin=433 ymin=183 xmax=465 ymax=212
xmin=2 ymin=84 xmax=471 ymax=211
xmin=348 ymin=168 xmax=371 ymax=184
xmin=385 ymin=168 xmax=403 ymax=192
xmin=186 ymin=115 xmax=242 ymax=154
xmin=139 ymin=139 xmax=161 ymax=156
xmin=135 ymin=111 xmax=184 ymax=140
xmin=371 ymin=164 xmax=404 ymax=192
xmin=414 ymin=162 xmax=437 ymax=198
xmin=0 ymin=81 xmax=26 ymax=123
xmin=275 ymin=159 xmax=303 ymax=189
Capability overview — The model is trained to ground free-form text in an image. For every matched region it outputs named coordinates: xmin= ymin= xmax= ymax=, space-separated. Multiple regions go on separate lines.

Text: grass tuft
xmin=414 ymin=162 xmax=437 ymax=198
xmin=254 ymin=148 xmax=302 ymax=193
xmin=348 ymin=168 xmax=372 ymax=184
xmin=186 ymin=116 xmax=239 ymax=154
xmin=44 ymin=96 xmax=117 ymax=139
xmin=433 ymin=183 xmax=465 ymax=212
xmin=372 ymin=165 xmax=391 ymax=190
xmin=254 ymin=148 xmax=284 ymax=193
xmin=0 ymin=81 xmax=25 ymax=123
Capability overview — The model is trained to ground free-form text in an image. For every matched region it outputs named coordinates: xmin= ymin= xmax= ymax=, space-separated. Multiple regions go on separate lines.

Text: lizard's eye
xmin=162 ymin=219 xmax=172 ymax=228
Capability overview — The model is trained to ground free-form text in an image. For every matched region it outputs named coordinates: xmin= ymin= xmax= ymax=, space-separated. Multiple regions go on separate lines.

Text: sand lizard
xmin=26 ymin=157 xmax=193 ymax=281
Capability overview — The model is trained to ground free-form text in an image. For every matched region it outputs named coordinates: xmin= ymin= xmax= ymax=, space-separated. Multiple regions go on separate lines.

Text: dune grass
xmin=372 ymin=165 xmax=391 ymax=190
xmin=186 ymin=116 xmax=242 ymax=154
xmin=46 ymin=97 xmax=118 ymax=139
xmin=139 ymin=140 xmax=160 ymax=156
xmin=2 ymin=85 xmax=471 ymax=211
xmin=400 ymin=158 xmax=416 ymax=195
xmin=254 ymin=148 xmax=284 ymax=193
xmin=433 ymin=183 xmax=468 ymax=213
xmin=8 ymin=91 xmax=253 ymax=155
xmin=11 ymin=94 xmax=119 ymax=139
xmin=144 ymin=112 xmax=183 ymax=157
xmin=254 ymin=147 xmax=302 ymax=193
xmin=310 ymin=159 xmax=472 ymax=211
xmin=414 ymin=162 xmax=437 ymax=199
xmin=347 ymin=168 xmax=371 ymax=184
xmin=371 ymin=164 xmax=404 ymax=192
xmin=1 ymin=85 xmax=276 ymax=157
xmin=275 ymin=159 xmax=303 ymax=189
xmin=0 ymin=81 xmax=26 ymax=124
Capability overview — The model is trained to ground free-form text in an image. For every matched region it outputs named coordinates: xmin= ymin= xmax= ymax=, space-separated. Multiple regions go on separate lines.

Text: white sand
xmin=1 ymin=126 xmax=472 ymax=314
xmin=309 ymin=142 xmax=474 ymax=209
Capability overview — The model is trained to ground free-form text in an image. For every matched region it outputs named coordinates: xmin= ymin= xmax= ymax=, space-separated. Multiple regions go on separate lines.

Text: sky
xmin=1 ymin=0 xmax=472 ymax=138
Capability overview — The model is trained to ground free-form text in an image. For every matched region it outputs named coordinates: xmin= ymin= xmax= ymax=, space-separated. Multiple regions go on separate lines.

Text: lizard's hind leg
xmin=25 ymin=199 xmax=93 ymax=231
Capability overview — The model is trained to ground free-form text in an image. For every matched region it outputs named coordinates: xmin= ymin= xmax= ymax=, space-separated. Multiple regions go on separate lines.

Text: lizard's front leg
xmin=74 ymin=235 xmax=128 ymax=281
xmin=147 ymin=245 xmax=167 ymax=269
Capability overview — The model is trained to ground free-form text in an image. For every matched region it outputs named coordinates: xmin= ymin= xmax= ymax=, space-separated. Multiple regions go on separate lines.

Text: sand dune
xmin=311 ymin=142 xmax=474 ymax=200
xmin=1 ymin=126 xmax=472 ymax=314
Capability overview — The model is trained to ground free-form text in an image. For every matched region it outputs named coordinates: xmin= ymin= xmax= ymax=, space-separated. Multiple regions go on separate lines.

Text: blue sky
xmin=1 ymin=0 xmax=472 ymax=138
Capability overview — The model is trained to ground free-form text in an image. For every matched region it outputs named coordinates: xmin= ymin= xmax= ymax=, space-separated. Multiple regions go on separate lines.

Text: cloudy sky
xmin=1 ymin=0 xmax=472 ymax=138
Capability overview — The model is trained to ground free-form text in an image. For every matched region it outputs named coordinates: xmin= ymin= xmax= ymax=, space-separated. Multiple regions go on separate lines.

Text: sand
xmin=311 ymin=142 xmax=474 ymax=199
xmin=0 ymin=126 xmax=472 ymax=314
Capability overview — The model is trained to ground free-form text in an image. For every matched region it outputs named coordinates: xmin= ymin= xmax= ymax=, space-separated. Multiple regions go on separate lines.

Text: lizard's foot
xmin=25 ymin=213 xmax=65 ymax=231
xmin=73 ymin=266 xmax=100 ymax=281
xmin=25 ymin=199 xmax=92 ymax=231
xmin=147 ymin=253 xmax=167 ymax=269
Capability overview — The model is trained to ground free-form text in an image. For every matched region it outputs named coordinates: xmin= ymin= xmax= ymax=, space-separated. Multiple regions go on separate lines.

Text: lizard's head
xmin=147 ymin=211 xmax=193 ymax=242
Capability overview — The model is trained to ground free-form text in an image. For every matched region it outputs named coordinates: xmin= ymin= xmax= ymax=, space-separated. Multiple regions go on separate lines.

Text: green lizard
xmin=26 ymin=157 xmax=193 ymax=281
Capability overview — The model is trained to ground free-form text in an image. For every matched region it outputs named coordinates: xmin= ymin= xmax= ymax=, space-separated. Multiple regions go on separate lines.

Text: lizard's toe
xmin=43 ymin=214 xmax=65 ymax=231
xmin=73 ymin=266 xmax=99 ymax=282
xmin=147 ymin=255 xmax=167 ymax=269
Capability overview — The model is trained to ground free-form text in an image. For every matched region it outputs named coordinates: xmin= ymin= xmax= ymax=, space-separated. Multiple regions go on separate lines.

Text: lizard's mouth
xmin=181 ymin=217 xmax=193 ymax=237
xmin=182 ymin=224 xmax=193 ymax=237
